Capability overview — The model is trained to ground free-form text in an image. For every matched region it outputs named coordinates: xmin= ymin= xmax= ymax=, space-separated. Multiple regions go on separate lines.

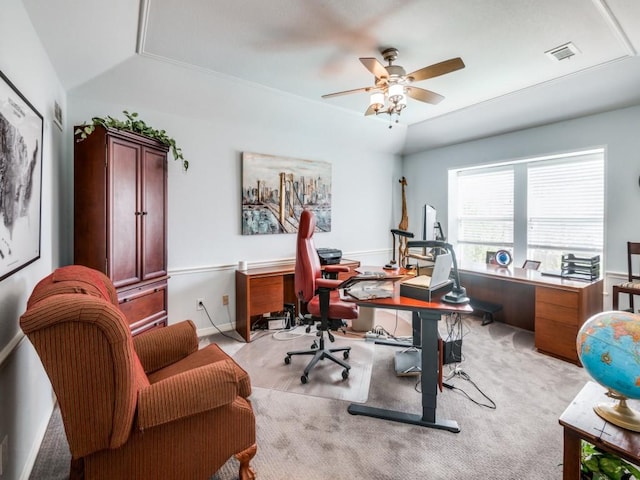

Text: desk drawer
xmin=249 ymin=276 xmax=284 ymax=315
xmin=536 ymin=287 xmax=578 ymax=309
xmin=536 ymin=302 xmax=578 ymax=326
xmin=535 ymin=318 xmax=579 ymax=363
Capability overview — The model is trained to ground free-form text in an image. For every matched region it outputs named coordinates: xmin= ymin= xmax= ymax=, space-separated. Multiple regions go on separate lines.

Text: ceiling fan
xmin=322 ymin=47 xmax=465 ymax=121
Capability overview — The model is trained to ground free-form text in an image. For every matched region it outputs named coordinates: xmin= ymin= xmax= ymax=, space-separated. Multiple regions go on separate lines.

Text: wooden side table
xmin=559 ymin=381 xmax=640 ymax=479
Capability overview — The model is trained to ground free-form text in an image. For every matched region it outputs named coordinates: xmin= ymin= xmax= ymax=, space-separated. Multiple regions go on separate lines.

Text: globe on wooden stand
xmin=595 ymin=389 xmax=640 ymax=433
xmin=576 ymin=310 xmax=640 ymax=432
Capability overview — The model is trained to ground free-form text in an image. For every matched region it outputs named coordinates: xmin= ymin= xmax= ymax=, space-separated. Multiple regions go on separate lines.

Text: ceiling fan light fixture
xmin=388 ymin=83 xmax=404 ymax=102
xmin=397 ymin=92 xmax=407 ymax=108
xmin=369 ymin=92 xmax=385 ymax=111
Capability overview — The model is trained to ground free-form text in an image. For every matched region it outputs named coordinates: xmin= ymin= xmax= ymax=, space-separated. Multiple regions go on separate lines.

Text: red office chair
xmin=284 ymin=209 xmax=359 ymax=384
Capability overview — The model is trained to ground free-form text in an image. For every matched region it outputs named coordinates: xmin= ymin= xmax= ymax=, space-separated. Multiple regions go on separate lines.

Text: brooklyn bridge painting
xmin=241 ymin=152 xmax=331 ymax=235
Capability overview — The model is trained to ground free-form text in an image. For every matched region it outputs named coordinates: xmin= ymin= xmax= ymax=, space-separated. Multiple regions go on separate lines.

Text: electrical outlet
xmin=196 ymin=298 xmax=204 ymax=311
xmin=1 ymin=435 xmax=8 ymax=476
xmin=222 ymin=295 xmax=229 ymax=306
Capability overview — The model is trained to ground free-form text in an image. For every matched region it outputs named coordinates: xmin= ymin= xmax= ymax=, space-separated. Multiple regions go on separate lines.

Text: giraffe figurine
xmin=398 ymin=177 xmax=409 ymax=267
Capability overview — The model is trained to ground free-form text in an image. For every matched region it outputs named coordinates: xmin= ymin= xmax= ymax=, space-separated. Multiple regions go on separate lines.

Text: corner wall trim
xmin=0 ymin=331 xmax=25 ymax=366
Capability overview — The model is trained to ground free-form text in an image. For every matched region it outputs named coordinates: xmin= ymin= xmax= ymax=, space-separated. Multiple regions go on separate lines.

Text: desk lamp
xmin=406 ymin=240 xmax=470 ymax=304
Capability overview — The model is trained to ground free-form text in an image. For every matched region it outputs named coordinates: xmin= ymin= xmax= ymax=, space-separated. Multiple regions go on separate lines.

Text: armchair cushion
xmin=133 ymin=320 xmax=199 ymax=374
xmin=137 ymin=359 xmax=239 ymax=430
xmin=148 ymin=343 xmax=252 ymax=399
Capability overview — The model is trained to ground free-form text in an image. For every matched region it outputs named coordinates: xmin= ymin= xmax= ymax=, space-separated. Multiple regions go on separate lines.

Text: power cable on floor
xmin=443 ymin=368 xmax=497 ymax=409
xmin=200 ymin=302 xmax=243 ymax=342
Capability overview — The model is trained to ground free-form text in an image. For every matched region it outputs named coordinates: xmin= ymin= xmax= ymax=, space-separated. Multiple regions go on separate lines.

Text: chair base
xmin=285 ymin=334 xmax=351 ymax=384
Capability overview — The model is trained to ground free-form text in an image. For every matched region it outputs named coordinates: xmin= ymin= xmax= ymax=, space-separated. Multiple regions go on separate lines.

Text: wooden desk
xmin=235 ymin=259 xmax=360 ymax=342
xmin=459 ymin=264 xmax=603 ymax=364
xmin=347 ymin=287 xmax=472 ymax=432
xmin=559 ymin=381 xmax=640 ymax=480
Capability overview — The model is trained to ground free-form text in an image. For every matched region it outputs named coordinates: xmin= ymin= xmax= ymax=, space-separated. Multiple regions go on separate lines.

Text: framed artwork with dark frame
xmin=0 ymin=70 xmax=43 ymax=281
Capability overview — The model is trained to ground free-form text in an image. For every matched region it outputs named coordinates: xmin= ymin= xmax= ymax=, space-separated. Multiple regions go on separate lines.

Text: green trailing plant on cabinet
xmin=581 ymin=441 xmax=640 ymax=479
xmin=75 ymin=111 xmax=188 ymax=170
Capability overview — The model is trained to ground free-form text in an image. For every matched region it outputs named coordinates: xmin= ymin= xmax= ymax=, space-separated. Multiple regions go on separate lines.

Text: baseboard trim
xmin=197 ymin=322 xmax=235 ymax=338
xmin=19 ymin=401 xmax=55 ymax=480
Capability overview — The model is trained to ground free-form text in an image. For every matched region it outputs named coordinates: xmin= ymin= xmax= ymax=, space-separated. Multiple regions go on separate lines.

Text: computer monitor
xmin=423 ymin=204 xmax=437 ymax=241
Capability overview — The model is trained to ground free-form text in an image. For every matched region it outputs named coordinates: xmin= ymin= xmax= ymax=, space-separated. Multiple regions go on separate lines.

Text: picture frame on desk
xmin=486 ymin=251 xmax=498 ymax=265
xmin=522 ymin=260 xmax=541 ymax=270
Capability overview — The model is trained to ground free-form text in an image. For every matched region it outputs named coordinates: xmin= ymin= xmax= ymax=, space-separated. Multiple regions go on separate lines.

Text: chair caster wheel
xmin=343 ymin=351 xmax=349 ymax=359
xmin=312 ymin=341 xmax=318 ymax=349
xmin=342 ymin=369 xmax=349 ymax=380
xmin=301 ymin=375 xmax=308 ymax=384
xmin=284 ymin=356 xmax=291 ymax=365
xmin=305 ymin=326 xmax=311 ymax=333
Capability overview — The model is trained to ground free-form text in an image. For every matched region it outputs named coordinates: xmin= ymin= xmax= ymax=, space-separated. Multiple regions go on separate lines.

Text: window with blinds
xmin=455 ymin=167 xmax=514 ymax=264
xmin=527 ymin=153 xmax=604 ymax=270
xmin=450 ymin=149 xmax=604 ymax=269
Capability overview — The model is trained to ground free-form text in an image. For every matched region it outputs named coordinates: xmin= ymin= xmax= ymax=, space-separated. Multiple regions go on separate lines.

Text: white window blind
xmin=457 ymin=167 xmax=514 ymax=247
xmin=527 ymin=154 xmax=604 ymax=254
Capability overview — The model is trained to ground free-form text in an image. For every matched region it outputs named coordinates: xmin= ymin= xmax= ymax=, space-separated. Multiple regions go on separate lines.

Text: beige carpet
xmin=232 ymin=329 xmax=375 ymax=402
xmin=30 ymin=313 xmax=594 ymax=479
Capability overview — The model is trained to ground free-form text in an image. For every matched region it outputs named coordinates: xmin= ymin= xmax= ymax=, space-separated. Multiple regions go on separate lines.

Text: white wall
xmin=403 ymin=105 xmax=640 ymax=309
xmin=67 ymin=55 xmax=404 ymax=334
xmin=0 ymin=1 xmax=67 ymax=479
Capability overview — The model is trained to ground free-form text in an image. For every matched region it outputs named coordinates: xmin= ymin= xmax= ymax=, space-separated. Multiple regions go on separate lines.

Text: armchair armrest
xmin=136 ymin=359 xmax=239 ymax=430
xmin=133 ymin=320 xmax=199 ymax=374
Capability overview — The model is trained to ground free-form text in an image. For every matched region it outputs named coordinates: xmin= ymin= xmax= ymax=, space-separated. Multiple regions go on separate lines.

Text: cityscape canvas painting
xmin=242 ymin=152 xmax=332 ymax=235
xmin=0 ymin=71 xmax=43 ymax=281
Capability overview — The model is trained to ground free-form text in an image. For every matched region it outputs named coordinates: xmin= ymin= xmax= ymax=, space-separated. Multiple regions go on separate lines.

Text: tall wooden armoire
xmin=74 ymin=125 xmax=168 ymax=334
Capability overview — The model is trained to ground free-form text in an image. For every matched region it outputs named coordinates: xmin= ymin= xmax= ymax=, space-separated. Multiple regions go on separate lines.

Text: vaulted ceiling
xmin=23 ymin=0 xmax=640 ymax=153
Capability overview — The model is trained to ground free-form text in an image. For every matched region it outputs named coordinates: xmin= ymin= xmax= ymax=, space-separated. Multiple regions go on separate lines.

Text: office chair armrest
xmin=324 ymin=265 xmax=349 ymax=274
xmin=316 ymin=277 xmax=343 ymax=290
xmin=133 ymin=320 xmax=199 ymax=374
xmin=136 ymin=359 xmax=239 ymax=430
xmin=322 ymin=264 xmax=349 ymax=280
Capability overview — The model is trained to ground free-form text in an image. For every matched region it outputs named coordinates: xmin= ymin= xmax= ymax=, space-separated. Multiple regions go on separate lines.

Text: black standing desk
xmin=346 ymin=286 xmax=472 ymax=433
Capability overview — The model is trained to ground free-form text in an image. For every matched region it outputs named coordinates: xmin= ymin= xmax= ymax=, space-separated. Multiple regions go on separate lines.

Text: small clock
xmin=495 ymin=249 xmax=513 ymax=267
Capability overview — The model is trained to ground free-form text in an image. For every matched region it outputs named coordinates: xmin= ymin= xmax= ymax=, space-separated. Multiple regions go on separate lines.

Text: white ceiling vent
xmin=545 ymin=42 xmax=580 ymax=61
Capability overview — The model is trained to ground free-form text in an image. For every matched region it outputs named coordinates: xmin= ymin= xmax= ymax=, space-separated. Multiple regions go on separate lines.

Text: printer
xmin=316 ymin=248 xmax=342 ymax=265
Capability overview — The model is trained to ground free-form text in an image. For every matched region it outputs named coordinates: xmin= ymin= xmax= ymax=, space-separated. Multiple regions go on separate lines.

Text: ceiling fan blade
xmin=322 ymin=86 xmax=375 ymax=99
xmin=360 ymin=57 xmax=388 ymax=79
xmin=408 ymin=57 xmax=465 ymax=82
xmin=405 ymin=86 xmax=444 ymax=105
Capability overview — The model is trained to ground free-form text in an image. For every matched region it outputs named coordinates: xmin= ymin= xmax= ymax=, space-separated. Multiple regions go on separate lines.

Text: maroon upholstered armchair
xmin=285 ymin=209 xmax=359 ymax=383
xmin=20 ymin=265 xmax=257 ymax=480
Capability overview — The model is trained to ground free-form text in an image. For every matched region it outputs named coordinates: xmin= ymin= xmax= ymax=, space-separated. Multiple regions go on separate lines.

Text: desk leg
xmin=562 ymin=428 xmax=581 ymax=480
xmin=348 ymin=310 xmax=460 ymax=433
